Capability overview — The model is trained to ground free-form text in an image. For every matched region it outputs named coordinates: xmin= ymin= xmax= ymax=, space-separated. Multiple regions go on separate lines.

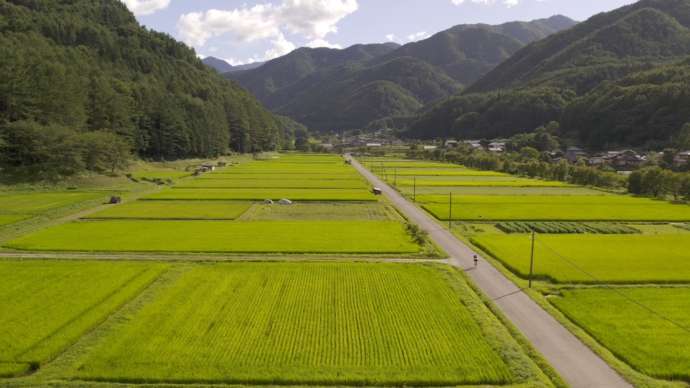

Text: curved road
xmin=351 ymin=157 xmax=631 ymax=388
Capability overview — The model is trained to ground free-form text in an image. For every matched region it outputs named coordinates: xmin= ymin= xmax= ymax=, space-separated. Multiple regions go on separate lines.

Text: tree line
xmin=0 ymin=0 xmax=297 ymax=180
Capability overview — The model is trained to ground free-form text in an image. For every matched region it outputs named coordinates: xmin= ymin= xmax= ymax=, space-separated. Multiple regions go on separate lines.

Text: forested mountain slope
xmin=227 ymin=43 xmax=400 ymax=103
xmin=407 ymin=0 xmax=690 ymax=148
xmin=0 ymin=0 xmax=291 ymax=178
xmin=228 ymin=16 xmax=575 ymax=131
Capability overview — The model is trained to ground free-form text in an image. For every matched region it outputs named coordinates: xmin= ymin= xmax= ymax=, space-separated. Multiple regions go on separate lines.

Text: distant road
xmin=350 ymin=156 xmax=631 ymax=388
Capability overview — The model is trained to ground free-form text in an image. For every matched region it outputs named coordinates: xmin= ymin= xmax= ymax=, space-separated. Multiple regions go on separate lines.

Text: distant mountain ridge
xmin=228 ymin=16 xmax=576 ymax=131
xmin=406 ymin=0 xmax=690 ymax=149
xmin=202 ymin=57 xmax=264 ymax=73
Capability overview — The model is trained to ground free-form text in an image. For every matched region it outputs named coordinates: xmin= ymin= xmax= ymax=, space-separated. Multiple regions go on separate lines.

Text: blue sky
xmin=123 ymin=0 xmax=637 ymax=65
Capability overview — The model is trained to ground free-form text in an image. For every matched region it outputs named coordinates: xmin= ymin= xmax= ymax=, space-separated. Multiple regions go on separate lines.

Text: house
xmin=372 ymin=187 xmax=383 ymax=195
xmin=674 ymin=151 xmax=690 ymax=166
xmin=366 ymin=143 xmax=382 ymax=148
xmin=587 ymin=155 xmax=607 ymax=166
xmin=609 ymin=150 xmax=645 ymax=171
xmin=565 ymin=147 xmax=587 ymax=163
xmin=488 ymin=142 xmax=505 ymax=153
xmin=423 ymin=145 xmax=437 ymax=151
xmin=445 ymin=140 xmax=459 ymax=148
xmin=200 ymin=163 xmax=216 ymax=172
xmin=463 ymin=140 xmax=482 ymax=149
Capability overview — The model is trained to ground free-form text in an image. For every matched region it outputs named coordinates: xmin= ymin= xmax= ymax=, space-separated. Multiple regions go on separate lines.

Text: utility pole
xmin=448 ymin=192 xmax=453 ymax=231
xmin=529 ymin=230 xmax=536 ymax=288
xmin=394 ymin=168 xmax=398 ymax=187
xmin=413 ymin=176 xmax=416 ymax=202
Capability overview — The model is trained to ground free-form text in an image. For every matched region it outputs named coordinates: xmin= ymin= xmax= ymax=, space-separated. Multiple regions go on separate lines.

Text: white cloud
xmin=121 ymin=0 xmax=171 ymax=16
xmin=407 ymin=31 xmax=430 ymax=42
xmin=451 ymin=0 xmax=520 ymax=7
xmin=385 ymin=33 xmax=397 ymax=42
xmin=264 ymin=33 xmax=298 ymax=60
xmin=306 ymin=39 xmax=342 ymax=49
xmin=177 ymin=0 xmax=358 ymax=60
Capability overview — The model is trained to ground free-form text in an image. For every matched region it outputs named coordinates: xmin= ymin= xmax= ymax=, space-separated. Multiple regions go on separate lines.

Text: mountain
xmin=203 ymin=57 xmax=235 ymax=73
xmin=227 ymin=43 xmax=401 ymax=102
xmin=468 ymin=0 xmax=690 ymax=93
xmin=376 ymin=15 xmax=578 ymax=85
xmin=202 ymin=57 xmax=264 ymax=73
xmin=407 ymin=0 xmax=690 ymax=148
xmin=228 ymin=17 xmax=575 ymax=131
xmin=0 ymin=0 xmax=291 ymax=173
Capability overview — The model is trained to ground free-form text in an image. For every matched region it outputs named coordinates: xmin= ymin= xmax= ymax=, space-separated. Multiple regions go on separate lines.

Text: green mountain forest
xmin=227 ymin=16 xmax=576 ymax=131
xmin=0 ymin=0 xmax=294 ymax=179
xmin=406 ymin=0 xmax=690 ymax=148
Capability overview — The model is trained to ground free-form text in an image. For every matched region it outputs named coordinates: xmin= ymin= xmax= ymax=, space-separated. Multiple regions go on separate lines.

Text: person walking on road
xmin=473 ymin=255 xmax=478 ymax=268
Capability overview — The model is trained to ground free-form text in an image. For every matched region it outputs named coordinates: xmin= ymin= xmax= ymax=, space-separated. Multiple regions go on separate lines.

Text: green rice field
xmin=145 ymin=188 xmax=376 ymax=201
xmin=6 ymin=220 xmax=419 ymax=253
xmin=551 ymin=287 xmax=690 ymax=381
xmin=241 ymin=202 xmax=398 ymax=221
xmin=472 ymin=234 xmax=690 ymax=283
xmin=0 ymin=260 xmax=165 ymax=377
xmin=0 ymin=191 xmax=106 ymax=228
xmin=0 ymin=214 xmax=30 ymax=226
xmin=0 ymin=192 xmax=105 ymax=214
xmin=175 ymin=178 xmax=367 ymax=189
xmin=422 ymin=195 xmax=690 ymax=221
xmin=68 ymin=263 xmax=526 ymax=385
xmin=394 ymin=177 xmax=570 ymax=187
xmin=85 ymin=201 xmax=252 ymax=220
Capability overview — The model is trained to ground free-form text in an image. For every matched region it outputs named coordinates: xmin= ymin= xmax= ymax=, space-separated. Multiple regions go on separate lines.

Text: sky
xmin=122 ymin=0 xmax=638 ymax=66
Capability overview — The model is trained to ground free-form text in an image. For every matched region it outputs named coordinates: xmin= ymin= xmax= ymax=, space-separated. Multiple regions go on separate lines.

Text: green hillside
xmin=407 ymin=0 xmax=690 ymax=148
xmin=227 ymin=17 xmax=575 ymax=131
xmin=0 ymin=0 xmax=292 ymax=178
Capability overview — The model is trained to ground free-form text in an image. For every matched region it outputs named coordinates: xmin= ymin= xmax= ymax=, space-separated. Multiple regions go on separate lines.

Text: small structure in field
xmin=278 ymin=199 xmax=293 ymax=205
xmin=200 ymin=163 xmax=216 ymax=172
xmin=264 ymin=199 xmax=274 ymax=205
xmin=109 ymin=196 xmax=122 ymax=204
xmin=372 ymin=187 xmax=383 ymax=195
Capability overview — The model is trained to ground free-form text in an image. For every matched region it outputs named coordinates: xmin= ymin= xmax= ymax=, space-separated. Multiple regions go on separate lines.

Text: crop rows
xmin=0 ymin=260 xmax=166 ymax=377
xmin=551 ymin=287 xmax=690 ymax=381
xmin=70 ymin=263 xmax=516 ymax=386
xmin=6 ymin=220 xmax=420 ymax=253
xmin=495 ymin=222 xmax=640 ymax=234
xmin=472 ymin=234 xmax=690 ymax=283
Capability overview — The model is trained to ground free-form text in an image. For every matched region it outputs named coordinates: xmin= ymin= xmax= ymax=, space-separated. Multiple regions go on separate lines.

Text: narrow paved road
xmin=351 ymin=157 xmax=631 ymax=388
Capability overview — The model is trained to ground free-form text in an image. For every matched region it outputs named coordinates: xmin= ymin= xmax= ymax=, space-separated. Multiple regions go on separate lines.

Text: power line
xmin=533 ymin=237 xmax=690 ymax=335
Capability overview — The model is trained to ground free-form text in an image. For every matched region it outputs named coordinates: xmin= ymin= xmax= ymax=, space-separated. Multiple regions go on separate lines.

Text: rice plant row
xmin=68 ymin=263 xmax=530 ymax=386
xmin=495 ymin=222 xmax=640 ymax=234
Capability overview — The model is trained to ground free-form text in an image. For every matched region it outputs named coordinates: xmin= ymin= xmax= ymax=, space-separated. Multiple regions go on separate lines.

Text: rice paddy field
xmin=363 ymin=156 xmax=690 ymax=384
xmin=6 ymin=220 xmax=419 ymax=253
xmin=64 ymin=262 xmax=541 ymax=386
xmin=551 ymin=288 xmax=690 ymax=381
xmin=422 ymin=195 xmax=690 ymax=221
xmin=472 ymin=233 xmax=690 ymax=283
xmin=85 ymin=201 xmax=253 ymax=220
xmin=0 ymin=191 xmax=106 ymax=228
xmin=4 ymin=154 xmax=420 ymax=255
xmin=0 ymin=260 xmax=166 ymax=377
